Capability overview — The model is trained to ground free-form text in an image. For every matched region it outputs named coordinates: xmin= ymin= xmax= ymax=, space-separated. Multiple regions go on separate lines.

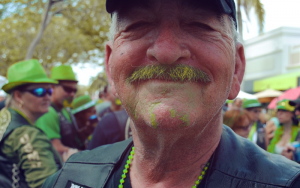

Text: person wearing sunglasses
xmin=71 ymin=95 xmax=97 ymax=146
xmin=35 ymin=65 xmax=85 ymax=161
xmin=0 ymin=59 xmax=63 ymax=188
xmin=243 ymin=99 xmax=267 ymax=150
xmin=268 ymin=100 xmax=299 ymax=160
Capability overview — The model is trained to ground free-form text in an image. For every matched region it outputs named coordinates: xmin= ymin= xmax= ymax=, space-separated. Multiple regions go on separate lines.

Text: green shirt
xmin=35 ymin=106 xmax=71 ymax=140
xmin=1 ymin=123 xmax=61 ymax=188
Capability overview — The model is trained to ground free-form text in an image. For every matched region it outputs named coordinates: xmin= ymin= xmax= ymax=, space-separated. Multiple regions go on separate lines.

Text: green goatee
xmin=127 ymin=64 xmax=210 ymax=83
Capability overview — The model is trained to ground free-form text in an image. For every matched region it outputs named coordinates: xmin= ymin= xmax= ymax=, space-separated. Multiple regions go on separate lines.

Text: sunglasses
xmin=61 ymin=85 xmax=77 ymax=94
xmin=25 ymin=88 xmax=53 ymax=97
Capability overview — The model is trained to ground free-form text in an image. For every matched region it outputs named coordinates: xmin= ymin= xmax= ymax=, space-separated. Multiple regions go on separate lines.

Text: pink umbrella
xmin=268 ymin=87 xmax=300 ymax=109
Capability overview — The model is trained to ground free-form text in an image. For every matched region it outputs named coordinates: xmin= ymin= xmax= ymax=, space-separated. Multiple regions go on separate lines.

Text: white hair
xmin=109 ymin=12 xmax=239 ymax=43
xmin=109 ymin=13 xmax=118 ymax=41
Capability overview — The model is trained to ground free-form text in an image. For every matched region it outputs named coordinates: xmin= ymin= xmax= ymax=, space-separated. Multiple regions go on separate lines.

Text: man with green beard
xmin=42 ymin=0 xmax=300 ymax=187
xmin=36 ymin=65 xmax=85 ymax=160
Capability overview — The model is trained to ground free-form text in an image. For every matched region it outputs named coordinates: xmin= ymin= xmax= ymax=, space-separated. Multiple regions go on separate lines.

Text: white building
xmin=242 ymin=27 xmax=300 ymax=93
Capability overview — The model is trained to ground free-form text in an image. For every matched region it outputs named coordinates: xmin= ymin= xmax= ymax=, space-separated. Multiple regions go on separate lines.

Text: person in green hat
xmin=268 ymin=99 xmax=299 ymax=161
xmin=0 ymin=59 xmax=63 ymax=188
xmin=35 ymin=65 xmax=84 ymax=160
xmin=243 ymin=99 xmax=266 ymax=149
xmin=72 ymin=95 xmax=97 ymax=145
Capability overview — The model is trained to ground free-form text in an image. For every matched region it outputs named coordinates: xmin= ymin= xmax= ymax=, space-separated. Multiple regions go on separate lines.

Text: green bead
xmin=129 ymin=155 xmax=133 ymax=160
xmin=192 ymin=186 xmax=197 ymax=188
xmin=120 ymin=179 xmax=125 ymax=184
xmin=123 ymin=169 xmax=128 ymax=174
xmin=119 ymin=184 xmax=123 ymax=188
xmin=204 ymin=167 xmax=208 ymax=170
xmin=195 ymin=180 xmax=200 ymax=185
xmin=132 ymin=147 xmax=135 ymax=151
xmin=198 ymin=175 xmax=203 ymax=180
xmin=202 ymin=171 xmax=205 ymax=175
xmin=127 ymin=160 xmax=131 ymax=164
xmin=207 ymin=163 xmax=210 ymax=166
xmin=131 ymin=151 xmax=135 ymax=155
xmin=122 ymin=174 xmax=126 ymax=179
xmin=125 ymin=164 xmax=129 ymax=169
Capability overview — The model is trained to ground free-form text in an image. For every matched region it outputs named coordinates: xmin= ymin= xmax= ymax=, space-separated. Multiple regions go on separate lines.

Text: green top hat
xmin=71 ymin=95 xmax=96 ymax=114
xmin=277 ymin=99 xmax=296 ymax=112
xmin=1 ymin=59 xmax=58 ymax=93
xmin=243 ymin=99 xmax=262 ymax=109
xmin=51 ymin=65 xmax=77 ymax=82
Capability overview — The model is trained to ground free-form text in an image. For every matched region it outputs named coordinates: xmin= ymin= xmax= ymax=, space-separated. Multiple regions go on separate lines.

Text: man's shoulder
xmin=42 ymin=139 xmax=133 ymax=188
xmin=213 ymin=126 xmax=300 ymax=187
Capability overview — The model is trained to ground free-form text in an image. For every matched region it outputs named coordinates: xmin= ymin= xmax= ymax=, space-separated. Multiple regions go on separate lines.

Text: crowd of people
xmin=0 ymin=59 xmax=130 ymax=187
xmin=1 ymin=0 xmax=300 ymax=187
xmin=223 ymin=98 xmax=300 ymax=161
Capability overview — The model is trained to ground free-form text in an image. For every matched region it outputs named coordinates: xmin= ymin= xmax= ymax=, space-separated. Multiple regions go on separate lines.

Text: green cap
xmin=51 ymin=65 xmax=77 ymax=82
xmin=71 ymin=95 xmax=96 ymax=114
xmin=1 ymin=59 xmax=58 ymax=93
xmin=243 ymin=99 xmax=262 ymax=109
xmin=277 ymin=99 xmax=296 ymax=112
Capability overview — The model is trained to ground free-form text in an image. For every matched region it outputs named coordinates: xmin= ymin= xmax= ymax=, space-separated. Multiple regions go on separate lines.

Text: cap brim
xmin=245 ymin=103 xmax=262 ymax=109
xmin=1 ymin=78 xmax=58 ymax=93
xmin=106 ymin=0 xmax=236 ymax=29
xmin=72 ymin=100 xmax=96 ymax=114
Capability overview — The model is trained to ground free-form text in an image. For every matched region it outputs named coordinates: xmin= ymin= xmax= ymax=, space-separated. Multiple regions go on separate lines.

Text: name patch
xmin=65 ymin=181 xmax=92 ymax=188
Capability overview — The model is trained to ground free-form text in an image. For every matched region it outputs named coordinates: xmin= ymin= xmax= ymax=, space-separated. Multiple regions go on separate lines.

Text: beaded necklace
xmin=118 ymin=147 xmax=210 ymax=188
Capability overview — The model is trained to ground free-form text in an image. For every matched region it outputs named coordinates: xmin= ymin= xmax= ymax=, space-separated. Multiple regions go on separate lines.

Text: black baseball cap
xmin=106 ymin=0 xmax=237 ymax=29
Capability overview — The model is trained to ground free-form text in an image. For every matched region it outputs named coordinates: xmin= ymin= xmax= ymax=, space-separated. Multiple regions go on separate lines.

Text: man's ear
xmin=105 ymin=41 xmax=118 ymax=97
xmin=13 ymin=90 xmax=23 ymax=104
xmin=228 ymin=43 xmax=246 ymax=100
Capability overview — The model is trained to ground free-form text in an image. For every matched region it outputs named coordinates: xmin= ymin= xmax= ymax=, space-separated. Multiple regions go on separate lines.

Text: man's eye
xmin=189 ymin=22 xmax=214 ymax=31
xmin=126 ymin=22 xmax=149 ymax=31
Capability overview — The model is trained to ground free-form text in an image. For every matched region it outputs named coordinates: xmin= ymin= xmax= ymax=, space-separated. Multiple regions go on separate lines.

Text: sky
xmin=57 ymin=0 xmax=300 ymax=86
xmin=72 ymin=62 xmax=104 ymax=86
xmin=243 ymin=0 xmax=300 ymax=40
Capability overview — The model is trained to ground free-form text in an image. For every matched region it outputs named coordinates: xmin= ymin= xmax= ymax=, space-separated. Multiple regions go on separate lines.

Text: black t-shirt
xmin=0 ymin=100 xmax=5 ymax=111
xmin=98 ymin=107 xmax=113 ymax=118
xmin=107 ymin=147 xmax=207 ymax=188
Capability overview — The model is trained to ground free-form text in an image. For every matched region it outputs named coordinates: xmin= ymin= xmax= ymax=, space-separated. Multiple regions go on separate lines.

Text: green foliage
xmin=0 ymin=0 xmax=110 ymax=75
xmin=237 ymin=0 xmax=265 ymax=41
xmin=88 ymin=71 xmax=107 ymax=96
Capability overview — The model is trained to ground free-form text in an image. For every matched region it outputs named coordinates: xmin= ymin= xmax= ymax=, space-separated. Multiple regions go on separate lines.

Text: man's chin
xmin=134 ymin=103 xmax=197 ymax=130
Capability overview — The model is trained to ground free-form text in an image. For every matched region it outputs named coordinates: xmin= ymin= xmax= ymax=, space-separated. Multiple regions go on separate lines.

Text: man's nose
xmin=147 ymin=25 xmax=191 ymax=64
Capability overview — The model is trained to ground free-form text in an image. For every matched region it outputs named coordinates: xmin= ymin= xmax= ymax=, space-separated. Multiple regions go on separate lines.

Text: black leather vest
xmin=43 ymin=125 xmax=300 ymax=188
xmin=0 ymin=108 xmax=61 ymax=188
xmin=51 ymin=105 xmax=84 ymax=150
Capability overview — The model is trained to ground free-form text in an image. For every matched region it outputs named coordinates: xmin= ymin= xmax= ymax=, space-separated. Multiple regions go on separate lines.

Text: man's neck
xmin=52 ymin=100 xmax=63 ymax=110
xmin=283 ymin=120 xmax=293 ymax=130
xmin=129 ymin=116 xmax=223 ymax=188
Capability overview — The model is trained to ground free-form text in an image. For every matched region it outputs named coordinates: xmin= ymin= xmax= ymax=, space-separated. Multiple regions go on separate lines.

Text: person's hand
xmin=265 ymin=120 xmax=277 ymax=144
xmin=281 ymin=145 xmax=295 ymax=160
xmin=62 ymin=148 xmax=78 ymax=162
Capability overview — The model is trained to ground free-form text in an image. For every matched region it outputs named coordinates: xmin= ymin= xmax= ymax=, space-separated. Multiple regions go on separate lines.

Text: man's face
xmin=52 ymin=81 xmax=77 ymax=105
xmin=246 ymin=107 xmax=262 ymax=122
xmin=277 ymin=110 xmax=294 ymax=124
xmin=77 ymin=106 xmax=97 ymax=124
xmin=106 ymin=0 xmax=245 ymax=131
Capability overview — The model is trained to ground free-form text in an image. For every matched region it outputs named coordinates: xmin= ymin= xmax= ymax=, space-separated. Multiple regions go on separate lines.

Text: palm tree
xmin=236 ymin=0 xmax=265 ymax=42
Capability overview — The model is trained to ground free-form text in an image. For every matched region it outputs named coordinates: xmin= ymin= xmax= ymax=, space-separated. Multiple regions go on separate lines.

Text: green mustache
xmin=127 ymin=64 xmax=211 ymax=83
